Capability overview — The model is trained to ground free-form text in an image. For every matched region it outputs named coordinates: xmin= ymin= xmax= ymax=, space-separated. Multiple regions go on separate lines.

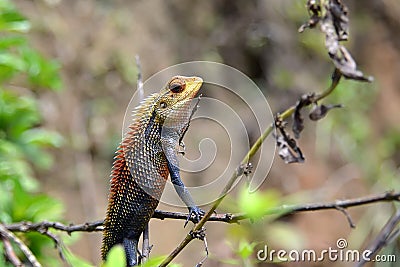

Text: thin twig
xmin=141 ymin=224 xmax=151 ymax=264
xmin=335 ymin=205 xmax=356 ymax=228
xmin=314 ymin=68 xmax=342 ymax=101
xmin=39 ymin=229 xmax=67 ymax=262
xmin=355 ymin=209 xmax=400 ymax=267
xmin=135 ymin=55 xmax=144 ymax=101
xmin=0 ymin=224 xmax=42 ymax=267
xmin=1 ymin=237 xmax=22 ymax=267
xmin=190 ymin=227 xmax=207 ymax=267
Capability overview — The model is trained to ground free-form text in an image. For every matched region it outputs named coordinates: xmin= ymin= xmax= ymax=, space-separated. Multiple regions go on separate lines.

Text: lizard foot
xmin=184 ymin=206 xmax=205 ymax=227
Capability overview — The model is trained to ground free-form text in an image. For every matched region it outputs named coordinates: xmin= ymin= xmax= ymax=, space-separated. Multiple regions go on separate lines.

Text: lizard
xmin=101 ymin=75 xmax=204 ymax=266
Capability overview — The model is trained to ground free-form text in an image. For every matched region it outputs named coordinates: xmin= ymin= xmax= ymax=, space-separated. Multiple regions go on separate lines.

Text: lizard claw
xmin=178 ymin=141 xmax=186 ymax=156
xmin=184 ymin=206 xmax=205 ymax=228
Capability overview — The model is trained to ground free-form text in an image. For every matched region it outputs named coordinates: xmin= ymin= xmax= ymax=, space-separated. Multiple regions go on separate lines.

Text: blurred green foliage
xmin=238 ymin=187 xmax=280 ymax=221
xmin=101 ymin=245 xmax=182 ymax=267
xmin=218 ymin=187 xmax=299 ymax=266
xmin=102 ymin=245 xmax=126 ymax=267
xmin=0 ymin=0 xmax=89 ymax=265
xmin=321 ymin=79 xmax=399 ymax=189
xmin=316 ymin=79 xmax=400 ymax=252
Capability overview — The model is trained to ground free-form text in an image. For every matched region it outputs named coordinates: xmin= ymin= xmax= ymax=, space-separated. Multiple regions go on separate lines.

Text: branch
xmin=0 ymin=224 xmax=42 ymax=267
xmin=4 ymin=220 xmax=104 ymax=233
xmin=4 ymin=191 xmax=399 ymax=232
xmin=38 ymin=228 xmax=66 ymax=262
xmin=355 ymin=209 xmax=400 ymax=267
xmin=1 ymin=237 xmax=22 ymax=267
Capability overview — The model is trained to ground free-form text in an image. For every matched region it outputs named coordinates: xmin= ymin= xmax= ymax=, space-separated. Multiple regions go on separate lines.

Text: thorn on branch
xmin=335 ymin=205 xmax=356 ymax=228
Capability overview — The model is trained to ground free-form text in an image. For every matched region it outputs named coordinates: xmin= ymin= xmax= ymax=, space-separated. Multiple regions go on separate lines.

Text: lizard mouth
xmin=179 ymin=76 xmax=203 ymax=98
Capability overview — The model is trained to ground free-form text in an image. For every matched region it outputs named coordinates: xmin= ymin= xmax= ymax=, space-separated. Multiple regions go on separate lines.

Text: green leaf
xmin=0 ymin=35 xmax=26 ymax=49
xmin=237 ymin=240 xmax=257 ymax=260
xmin=21 ymin=48 xmax=62 ymax=90
xmin=0 ymin=52 xmax=26 ymax=71
xmin=26 ymin=195 xmax=64 ymax=221
xmin=0 ymin=183 xmax=13 ymax=222
xmin=103 ymin=245 xmax=126 ymax=267
xmin=64 ymin=248 xmax=94 ymax=267
xmin=266 ymin=222 xmax=305 ymax=250
xmin=140 ymin=256 xmax=182 ymax=267
xmin=218 ymin=258 xmax=240 ymax=265
xmin=238 ymin=188 xmax=281 ymax=220
xmin=10 ymin=181 xmax=63 ymax=221
xmin=0 ymin=90 xmax=40 ymax=137
xmin=0 ymin=7 xmax=30 ymax=33
xmin=21 ymin=129 xmax=64 ymax=148
xmin=0 ymin=1 xmax=65 ymax=265
xmin=0 ymin=139 xmax=39 ymax=191
xmin=19 ymin=129 xmax=64 ymax=169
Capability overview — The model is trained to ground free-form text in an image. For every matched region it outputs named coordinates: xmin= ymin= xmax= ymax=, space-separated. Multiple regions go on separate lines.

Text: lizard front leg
xmin=162 ymin=135 xmax=204 ymax=225
xmin=167 ymin=161 xmax=204 ymax=225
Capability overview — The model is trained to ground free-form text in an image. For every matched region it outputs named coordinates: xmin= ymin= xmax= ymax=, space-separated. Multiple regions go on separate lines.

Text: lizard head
xmin=154 ymin=76 xmax=203 ymax=123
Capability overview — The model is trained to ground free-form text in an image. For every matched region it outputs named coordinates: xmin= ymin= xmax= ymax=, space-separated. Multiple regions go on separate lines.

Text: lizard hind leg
xmin=123 ymin=238 xmax=138 ymax=267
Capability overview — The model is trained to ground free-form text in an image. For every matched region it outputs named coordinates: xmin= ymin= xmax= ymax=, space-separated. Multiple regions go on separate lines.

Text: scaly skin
xmin=101 ymin=76 xmax=204 ymax=266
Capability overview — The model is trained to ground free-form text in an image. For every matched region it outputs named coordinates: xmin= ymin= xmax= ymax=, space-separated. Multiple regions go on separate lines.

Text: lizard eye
xmin=159 ymin=101 xmax=167 ymax=109
xmin=168 ymin=78 xmax=186 ymax=93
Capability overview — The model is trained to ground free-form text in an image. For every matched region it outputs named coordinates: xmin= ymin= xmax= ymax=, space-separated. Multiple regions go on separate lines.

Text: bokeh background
xmin=4 ymin=0 xmax=400 ymax=266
